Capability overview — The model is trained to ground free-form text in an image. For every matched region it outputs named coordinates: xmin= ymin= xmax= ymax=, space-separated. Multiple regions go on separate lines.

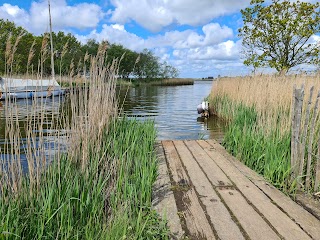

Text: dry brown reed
xmin=40 ymin=33 xmax=49 ymax=79
xmin=211 ymin=74 xmax=320 ymax=136
xmin=0 ymin=42 xmax=119 ymax=197
xmin=5 ymin=32 xmax=24 ymax=76
xmin=27 ymin=40 xmax=36 ymax=77
xmin=4 ymin=33 xmax=12 ymax=75
xmin=69 ymin=58 xmax=75 ymax=78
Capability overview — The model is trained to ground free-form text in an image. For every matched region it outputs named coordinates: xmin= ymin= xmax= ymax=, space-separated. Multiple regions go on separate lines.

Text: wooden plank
xmin=173 ymin=141 xmax=245 ymax=240
xmin=198 ymin=140 xmax=312 ymax=240
xmin=204 ymin=139 xmax=320 ymax=239
xmin=162 ymin=140 xmax=215 ymax=239
xmin=184 ymin=140 xmax=232 ymax=187
xmin=218 ymin=188 xmax=280 ymax=240
xmin=152 ymin=143 xmax=184 ymax=239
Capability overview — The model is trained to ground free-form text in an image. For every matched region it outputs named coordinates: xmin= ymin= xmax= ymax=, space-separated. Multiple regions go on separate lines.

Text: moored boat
xmin=0 ymin=77 xmax=67 ymax=100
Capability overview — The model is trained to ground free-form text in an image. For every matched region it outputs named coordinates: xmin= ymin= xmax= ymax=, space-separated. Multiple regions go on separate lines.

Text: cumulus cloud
xmin=0 ymin=3 xmax=30 ymax=27
xmin=75 ymin=22 xmax=242 ymax=77
xmin=0 ymin=0 xmax=249 ymax=77
xmin=110 ymin=0 xmax=251 ymax=32
xmin=77 ymin=22 xmax=234 ymax=51
xmin=76 ymin=23 xmax=146 ymax=51
xmin=173 ymin=40 xmax=241 ymax=61
xmin=0 ymin=0 xmax=104 ymax=34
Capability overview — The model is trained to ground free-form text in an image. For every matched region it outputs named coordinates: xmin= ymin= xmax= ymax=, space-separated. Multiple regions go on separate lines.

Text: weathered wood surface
xmin=152 ymin=143 xmax=184 ymax=239
xmin=159 ymin=139 xmax=320 ymax=240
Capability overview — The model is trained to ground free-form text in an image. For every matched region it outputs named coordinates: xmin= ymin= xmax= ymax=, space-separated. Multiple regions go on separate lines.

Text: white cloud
xmin=110 ymin=0 xmax=251 ymax=32
xmin=0 ymin=3 xmax=30 ymax=28
xmin=0 ymin=0 xmax=104 ymax=34
xmin=77 ymin=22 xmax=234 ymax=51
xmin=111 ymin=24 xmax=125 ymax=31
xmin=174 ymin=40 xmax=241 ymax=61
xmin=76 ymin=23 xmax=145 ymax=51
xmin=75 ymin=21 xmax=242 ymax=77
xmin=0 ymin=0 xmax=249 ymax=77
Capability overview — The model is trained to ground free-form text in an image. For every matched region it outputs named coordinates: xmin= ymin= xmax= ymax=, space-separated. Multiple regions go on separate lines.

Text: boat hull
xmin=0 ymin=89 xmax=67 ymax=100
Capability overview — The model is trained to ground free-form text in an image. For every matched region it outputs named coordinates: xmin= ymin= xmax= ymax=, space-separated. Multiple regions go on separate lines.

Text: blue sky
xmin=0 ymin=0 xmax=318 ymax=77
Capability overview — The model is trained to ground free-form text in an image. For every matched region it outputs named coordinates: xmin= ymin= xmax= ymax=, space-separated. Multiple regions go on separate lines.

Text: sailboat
xmin=0 ymin=0 xmax=67 ymax=100
xmin=0 ymin=77 xmax=65 ymax=100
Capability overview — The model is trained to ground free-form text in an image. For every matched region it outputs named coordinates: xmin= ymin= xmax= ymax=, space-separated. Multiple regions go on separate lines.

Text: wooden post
xmin=298 ymin=86 xmax=313 ymax=189
xmin=292 ymin=85 xmax=304 ymax=183
xmin=315 ymin=138 xmax=320 ymax=192
xmin=291 ymin=85 xmax=297 ymax=174
xmin=306 ymin=90 xmax=320 ymax=190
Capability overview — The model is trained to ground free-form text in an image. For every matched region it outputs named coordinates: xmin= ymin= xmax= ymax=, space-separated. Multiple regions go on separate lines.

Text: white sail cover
xmin=0 ymin=77 xmax=61 ymax=92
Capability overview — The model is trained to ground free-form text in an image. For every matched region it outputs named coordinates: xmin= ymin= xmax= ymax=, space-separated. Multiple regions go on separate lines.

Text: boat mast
xmin=48 ymin=0 xmax=55 ymax=81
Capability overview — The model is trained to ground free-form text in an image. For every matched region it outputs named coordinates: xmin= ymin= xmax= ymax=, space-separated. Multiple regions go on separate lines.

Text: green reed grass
xmin=210 ymin=75 xmax=320 ymax=193
xmin=211 ymin=94 xmax=292 ymax=192
xmin=212 ymin=95 xmax=291 ymax=195
xmin=0 ymin=37 xmax=168 ymax=239
xmin=0 ymin=119 xmax=168 ymax=239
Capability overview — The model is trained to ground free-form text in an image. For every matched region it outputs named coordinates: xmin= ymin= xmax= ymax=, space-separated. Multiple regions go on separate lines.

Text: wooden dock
xmin=152 ymin=140 xmax=320 ymax=240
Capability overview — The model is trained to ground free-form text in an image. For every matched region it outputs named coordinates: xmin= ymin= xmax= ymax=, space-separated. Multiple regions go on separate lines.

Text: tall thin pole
xmin=48 ymin=0 xmax=55 ymax=81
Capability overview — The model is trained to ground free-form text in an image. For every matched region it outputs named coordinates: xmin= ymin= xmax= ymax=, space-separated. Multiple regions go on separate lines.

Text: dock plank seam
xmin=197 ymin=140 xmax=295 ymax=239
xmin=173 ymin=140 xmax=246 ymax=240
xmin=182 ymin=140 xmax=251 ymax=240
xmin=204 ymin=140 xmax=320 ymax=239
xmin=162 ymin=140 xmax=216 ymax=239
xmin=171 ymin=141 xmax=220 ymax=240
xmin=201 ymin=140 xmax=314 ymax=240
xmin=152 ymin=142 xmax=184 ymax=240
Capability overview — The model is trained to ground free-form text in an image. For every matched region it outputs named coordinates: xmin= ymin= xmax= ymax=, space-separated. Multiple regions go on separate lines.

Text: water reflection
xmin=0 ymin=81 xmax=225 ymax=171
xmin=0 ymin=96 xmax=67 ymax=171
xmin=117 ymin=80 xmax=225 ymax=141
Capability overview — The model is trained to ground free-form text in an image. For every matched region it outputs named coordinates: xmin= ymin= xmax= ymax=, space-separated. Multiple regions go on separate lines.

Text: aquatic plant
xmin=0 ymin=42 xmax=168 ymax=239
xmin=210 ymin=74 xmax=320 ymax=193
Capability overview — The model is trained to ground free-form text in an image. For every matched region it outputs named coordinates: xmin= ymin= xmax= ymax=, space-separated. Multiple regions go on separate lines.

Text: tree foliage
xmin=239 ymin=0 xmax=320 ymax=73
xmin=0 ymin=19 xmax=179 ymax=80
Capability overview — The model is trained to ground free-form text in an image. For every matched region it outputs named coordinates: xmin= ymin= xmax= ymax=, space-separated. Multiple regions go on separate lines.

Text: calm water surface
xmin=0 ymin=80 xmax=225 ymax=169
xmin=118 ymin=80 xmax=225 ymax=141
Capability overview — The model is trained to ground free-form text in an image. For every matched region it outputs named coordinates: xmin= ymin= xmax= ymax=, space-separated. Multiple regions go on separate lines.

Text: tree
xmin=160 ymin=62 xmax=179 ymax=78
xmin=239 ymin=0 xmax=320 ymax=74
xmin=0 ymin=19 xmax=29 ymax=74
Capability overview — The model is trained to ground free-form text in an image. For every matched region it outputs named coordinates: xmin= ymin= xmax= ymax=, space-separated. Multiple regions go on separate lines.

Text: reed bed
xmin=0 ymin=44 xmax=168 ymax=238
xmin=151 ymin=78 xmax=194 ymax=86
xmin=210 ymin=74 xmax=320 ymax=193
xmin=128 ymin=78 xmax=194 ymax=86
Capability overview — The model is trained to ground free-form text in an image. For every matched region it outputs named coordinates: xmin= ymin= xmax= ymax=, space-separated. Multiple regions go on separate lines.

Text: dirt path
xmin=154 ymin=140 xmax=320 ymax=240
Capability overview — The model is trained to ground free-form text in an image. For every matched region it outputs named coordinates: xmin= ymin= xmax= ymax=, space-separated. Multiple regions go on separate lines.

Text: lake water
xmin=0 ymin=80 xmax=225 ymax=170
xmin=117 ymin=80 xmax=225 ymax=141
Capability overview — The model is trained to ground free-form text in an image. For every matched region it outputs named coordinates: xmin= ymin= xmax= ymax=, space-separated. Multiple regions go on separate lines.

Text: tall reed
xmin=210 ymin=74 xmax=320 ymax=193
xmin=0 ymin=43 xmax=168 ymax=238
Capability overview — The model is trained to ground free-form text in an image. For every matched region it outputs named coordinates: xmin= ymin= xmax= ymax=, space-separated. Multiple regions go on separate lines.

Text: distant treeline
xmin=0 ymin=19 xmax=178 ymax=80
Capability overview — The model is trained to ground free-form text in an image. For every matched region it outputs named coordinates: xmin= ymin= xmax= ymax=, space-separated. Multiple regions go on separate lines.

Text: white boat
xmin=0 ymin=77 xmax=67 ymax=100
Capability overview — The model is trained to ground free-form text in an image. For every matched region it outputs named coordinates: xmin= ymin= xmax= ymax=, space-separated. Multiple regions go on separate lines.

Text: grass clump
xmin=210 ymin=74 xmax=320 ymax=193
xmin=0 ymin=41 xmax=169 ymax=239
xmin=0 ymin=119 xmax=168 ymax=239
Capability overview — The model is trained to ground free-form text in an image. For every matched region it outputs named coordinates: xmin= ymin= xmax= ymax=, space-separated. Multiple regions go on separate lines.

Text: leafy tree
xmin=106 ymin=44 xmax=139 ymax=79
xmin=0 ymin=19 xmax=29 ymax=74
xmin=239 ymin=0 xmax=320 ymax=74
xmin=52 ymin=32 xmax=82 ymax=75
xmin=134 ymin=49 xmax=160 ymax=79
xmin=0 ymin=18 xmax=178 ymax=80
xmin=160 ymin=62 xmax=179 ymax=78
